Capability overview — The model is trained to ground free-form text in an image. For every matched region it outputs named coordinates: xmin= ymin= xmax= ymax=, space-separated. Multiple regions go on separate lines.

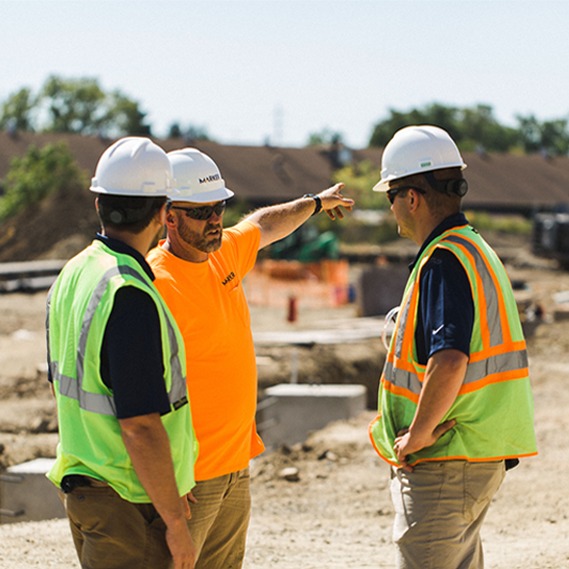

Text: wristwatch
xmin=303 ymin=193 xmax=322 ymax=216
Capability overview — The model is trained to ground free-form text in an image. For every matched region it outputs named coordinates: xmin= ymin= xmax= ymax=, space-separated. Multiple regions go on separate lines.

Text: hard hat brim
xmin=372 ymin=179 xmax=390 ymax=192
xmin=372 ymin=163 xmax=467 ymax=192
xmin=89 ymin=183 xmax=180 ymax=196
xmin=169 ymin=186 xmax=234 ymax=204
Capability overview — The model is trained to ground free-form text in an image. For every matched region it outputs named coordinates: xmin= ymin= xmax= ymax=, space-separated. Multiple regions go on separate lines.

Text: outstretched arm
xmin=244 ymin=183 xmax=354 ymax=250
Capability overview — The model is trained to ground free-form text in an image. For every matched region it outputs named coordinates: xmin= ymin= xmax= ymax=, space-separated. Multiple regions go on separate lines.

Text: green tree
xmin=459 ymin=105 xmax=519 ymax=152
xmin=0 ymin=142 xmax=87 ymax=222
xmin=369 ymin=103 xmax=519 ymax=152
xmin=369 ymin=103 xmax=460 ymax=148
xmin=39 ymin=75 xmax=107 ymax=134
xmin=167 ymin=122 xmax=211 ymax=141
xmin=306 ymin=128 xmax=343 ymax=146
xmin=331 ymin=160 xmax=384 ymax=210
xmin=168 ymin=122 xmax=182 ymax=138
xmin=184 ymin=125 xmax=211 ymax=141
xmin=305 ymin=160 xmax=399 ymax=245
xmin=517 ymin=114 xmax=569 ymax=156
xmin=29 ymin=75 xmax=151 ymax=136
xmin=541 ymin=119 xmax=569 ymax=155
xmin=0 ymin=87 xmax=35 ymax=131
xmin=108 ymin=91 xmax=151 ymax=136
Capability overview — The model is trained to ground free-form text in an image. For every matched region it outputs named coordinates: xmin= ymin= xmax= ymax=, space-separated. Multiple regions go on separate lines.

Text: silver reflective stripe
xmin=60 ymin=366 xmax=117 ymax=415
xmin=394 ymin=292 xmax=412 ymax=359
xmin=464 ymin=348 xmax=528 ymax=384
xmin=75 ymin=267 xmax=122 ymax=403
xmin=50 ymin=360 xmax=117 ymax=415
xmin=50 ymin=264 xmax=186 ymax=416
xmin=384 ymin=361 xmax=422 ymax=395
xmin=384 ymin=233 xmax=526 ymax=397
xmin=384 ymin=349 xmax=528 ymax=396
xmin=443 ymin=235 xmax=503 ymax=347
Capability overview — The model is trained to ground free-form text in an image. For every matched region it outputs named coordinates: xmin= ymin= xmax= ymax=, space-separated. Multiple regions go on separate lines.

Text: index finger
xmin=182 ymin=495 xmax=192 ymax=519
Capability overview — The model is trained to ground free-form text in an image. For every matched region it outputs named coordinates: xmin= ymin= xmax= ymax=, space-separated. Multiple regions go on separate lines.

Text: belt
xmin=60 ymin=474 xmax=108 ymax=493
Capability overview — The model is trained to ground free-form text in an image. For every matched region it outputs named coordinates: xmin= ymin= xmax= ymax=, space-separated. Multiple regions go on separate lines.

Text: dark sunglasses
xmin=386 ymin=186 xmax=425 ymax=205
xmin=170 ymin=201 xmax=227 ymax=220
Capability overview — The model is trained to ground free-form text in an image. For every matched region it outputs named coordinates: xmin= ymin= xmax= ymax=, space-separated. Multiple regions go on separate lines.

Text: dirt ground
xmin=1 ymin=252 xmax=569 ymax=568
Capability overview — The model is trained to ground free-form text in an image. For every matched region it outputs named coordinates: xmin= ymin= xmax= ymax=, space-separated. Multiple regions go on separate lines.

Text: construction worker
xmin=369 ymin=125 xmax=537 ymax=569
xmin=146 ymin=148 xmax=353 ymax=569
xmin=46 ymin=137 xmax=199 ymax=569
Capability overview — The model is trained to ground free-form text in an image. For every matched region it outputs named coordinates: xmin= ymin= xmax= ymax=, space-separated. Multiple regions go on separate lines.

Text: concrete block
xmin=259 ymin=383 xmax=367 ymax=449
xmin=357 ymin=265 xmax=408 ymax=317
xmin=554 ymin=305 xmax=569 ymax=321
xmin=0 ymin=458 xmax=66 ymax=524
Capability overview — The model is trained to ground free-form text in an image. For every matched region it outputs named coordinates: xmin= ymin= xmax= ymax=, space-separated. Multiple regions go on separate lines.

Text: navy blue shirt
xmin=96 ymin=235 xmax=171 ymax=419
xmin=411 ymin=214 xmax=475 ymax=365
xmin=48 ymin=235 xmax=170 ymax=419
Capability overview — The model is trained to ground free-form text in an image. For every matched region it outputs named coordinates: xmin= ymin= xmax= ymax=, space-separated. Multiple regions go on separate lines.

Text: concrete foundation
xmin=258 ymin=383 xmax=367 ymax=449
xmin=357 ymin=265 xmax=408 ymax=317
xmin=0 ymin=458 xmax=66 ymax=524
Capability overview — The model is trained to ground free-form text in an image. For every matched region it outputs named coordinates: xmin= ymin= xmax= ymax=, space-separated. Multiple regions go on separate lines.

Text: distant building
xmin=0 ymin=131 xmax=568 ymax=213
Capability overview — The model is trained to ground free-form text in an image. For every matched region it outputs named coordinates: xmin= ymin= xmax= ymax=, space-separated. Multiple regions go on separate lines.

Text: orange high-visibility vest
xmin=370 ymin=224 xmax=537 ymax=467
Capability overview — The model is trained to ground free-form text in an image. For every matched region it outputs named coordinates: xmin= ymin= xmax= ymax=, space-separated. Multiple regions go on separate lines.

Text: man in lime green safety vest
xmin=369 ymin=125 xmax=537 ymax=569
xmin=46 ymin=137 xmax=198 ymax=569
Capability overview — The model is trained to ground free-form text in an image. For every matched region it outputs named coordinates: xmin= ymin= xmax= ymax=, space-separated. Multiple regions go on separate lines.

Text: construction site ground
xmin=1 ymin=246 xmax=569 ymax=567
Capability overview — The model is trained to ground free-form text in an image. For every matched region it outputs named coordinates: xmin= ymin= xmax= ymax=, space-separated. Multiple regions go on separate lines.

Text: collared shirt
xmin=411 ymin=213 xmax=475 ymax=365
xmin=95 ymin=234 xmax=155 ymax=280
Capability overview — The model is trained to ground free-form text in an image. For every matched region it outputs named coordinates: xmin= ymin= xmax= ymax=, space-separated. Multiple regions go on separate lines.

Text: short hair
xmin=391 ymin=167 xmax=463 ymax=216
xmin=96 ymin=194 xmax=166 ymax=234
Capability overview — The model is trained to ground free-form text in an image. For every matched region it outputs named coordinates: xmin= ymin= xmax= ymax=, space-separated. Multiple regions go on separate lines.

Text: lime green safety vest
xmin=47 ymin=240 xmax=198 ymax=502
xmin=370 ymin=224 xmax=537 ymax=467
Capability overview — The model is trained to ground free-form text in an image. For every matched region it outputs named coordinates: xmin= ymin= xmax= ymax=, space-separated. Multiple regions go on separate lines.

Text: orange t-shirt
xmin=147 ymin=221 xmax=265 ymax=481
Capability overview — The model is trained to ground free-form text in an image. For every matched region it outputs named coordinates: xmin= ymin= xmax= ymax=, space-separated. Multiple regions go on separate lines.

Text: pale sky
xmin=2 ymin=0 xmax=568 ymax=148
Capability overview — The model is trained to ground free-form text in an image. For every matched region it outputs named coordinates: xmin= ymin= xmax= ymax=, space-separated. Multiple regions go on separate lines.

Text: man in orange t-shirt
xmin=147 ymin=148 xmax=353 ymax=569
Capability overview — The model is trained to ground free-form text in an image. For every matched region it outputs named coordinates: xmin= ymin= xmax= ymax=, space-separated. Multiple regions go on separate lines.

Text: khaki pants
xmin=390 ymin=460 xmax=506 ymax=569
xmin=188 ymin=467 xmax=251 ymax=569
xmin=62 ymin=479 xmax=173 ymax=569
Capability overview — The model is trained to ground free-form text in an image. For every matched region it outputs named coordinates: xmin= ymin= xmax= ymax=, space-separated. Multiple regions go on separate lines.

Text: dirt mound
xmin=0 ymin=187 xmax=99 ymax=262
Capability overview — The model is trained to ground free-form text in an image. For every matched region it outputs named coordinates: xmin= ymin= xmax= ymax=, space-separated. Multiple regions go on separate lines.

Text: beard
xmin=178 ymin=220 xmax=223 ymax=253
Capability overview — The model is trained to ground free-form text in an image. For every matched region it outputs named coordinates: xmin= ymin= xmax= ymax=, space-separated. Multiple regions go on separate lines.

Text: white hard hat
xmin=168 ymin=148 xmax=234 ymax=203
xmin=373 ymin=125 xmax=467 ymax=192
xmin=90 ymin=137 xmax=178 ymax=197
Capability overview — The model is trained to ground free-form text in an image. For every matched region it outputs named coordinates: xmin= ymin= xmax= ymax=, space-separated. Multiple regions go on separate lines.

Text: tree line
xmin=0 ymin=76 xmax=152 ymax=137
xmin=368 ymin=103 xmax=569 ymax=156
xmin=0 ymin=75 xmax=209 ymax=141
xmin=2 ymin=76 xmax=569 ymax=155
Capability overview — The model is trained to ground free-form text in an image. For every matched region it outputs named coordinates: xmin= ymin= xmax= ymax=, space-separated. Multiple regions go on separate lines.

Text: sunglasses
xmin=170 ymin=201 xmax=227 ymax=220
xmin=386 ymin=186 xmax=425 ymax=205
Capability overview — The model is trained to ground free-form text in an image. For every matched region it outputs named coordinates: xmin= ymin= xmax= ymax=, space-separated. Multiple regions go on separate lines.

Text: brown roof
xmin=161 ymin=138 xmax=334 ymax=203
xmin=0 ymin=131 xmax=110 ymax=182
xmin=353 ymin=148 xmax=569 ymax=212
xmin=0 ymin=133 xmax=338 ymax=262
xmin=0 ymin=132 xmax=335 ymax=204
xmin=1 ymin=132 xmax=568 ymax=212
xmin=1 ymin=131 xmax=568 ymax=263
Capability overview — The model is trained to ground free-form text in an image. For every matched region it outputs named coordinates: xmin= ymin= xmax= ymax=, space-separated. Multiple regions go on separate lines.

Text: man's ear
xmin=164 ymin=206 xmax=177 ymax=229
xmin=408 ymin=189 xmax=422 ymax=213
xmin=95 ymin=197 xmax=99 ymax=212
xmin=157 ymin=202 xmax=168 ymax=225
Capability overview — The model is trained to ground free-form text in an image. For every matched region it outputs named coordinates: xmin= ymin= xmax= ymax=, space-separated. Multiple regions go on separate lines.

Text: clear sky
xmin=2 ymin=0 xmax=568 ymax=148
